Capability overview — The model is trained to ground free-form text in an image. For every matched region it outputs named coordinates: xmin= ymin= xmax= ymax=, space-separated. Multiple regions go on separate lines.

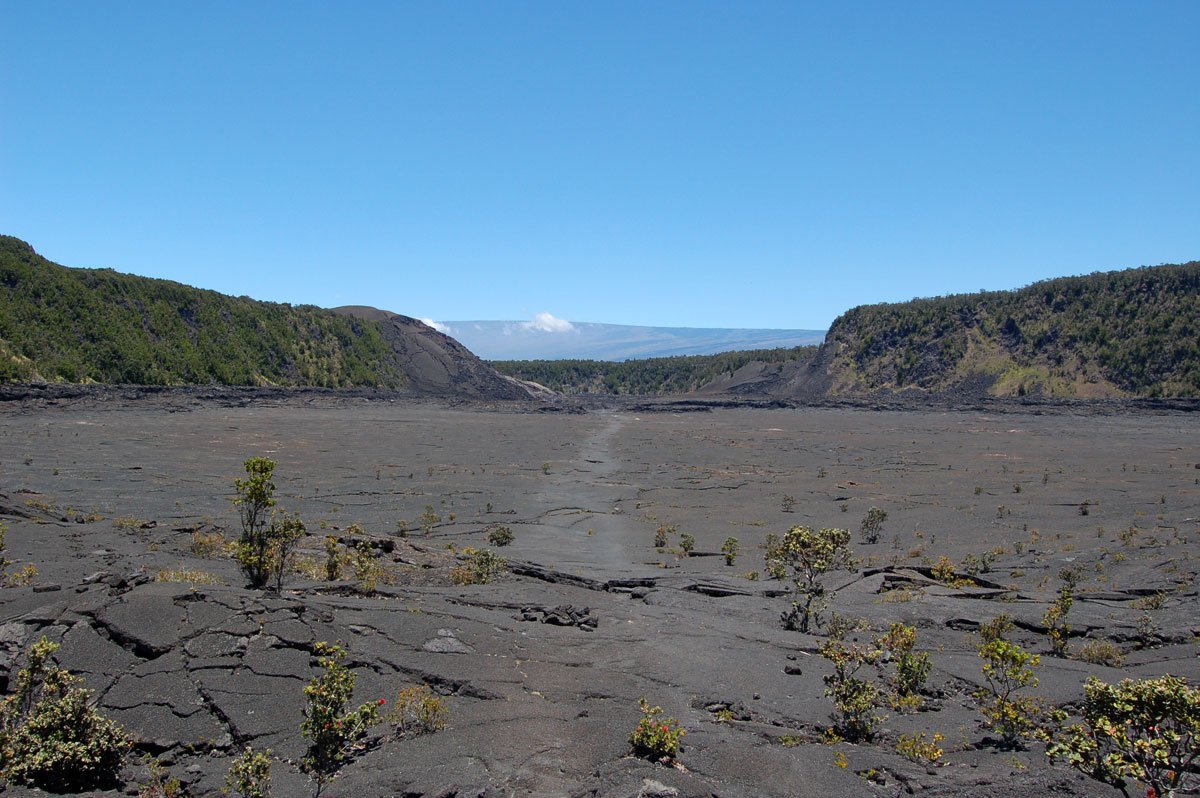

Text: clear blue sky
xmin=2 ymin=1 xmax=1197 ymax=329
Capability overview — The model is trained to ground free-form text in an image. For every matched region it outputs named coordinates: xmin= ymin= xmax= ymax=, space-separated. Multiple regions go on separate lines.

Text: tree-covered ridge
xmin=492 ymin=346 xmax=817 ymax=395
xmin=0 ymin=236 xmax=405 ymax=387
xmin=825 ymin=261 xmax=1200 ymax=398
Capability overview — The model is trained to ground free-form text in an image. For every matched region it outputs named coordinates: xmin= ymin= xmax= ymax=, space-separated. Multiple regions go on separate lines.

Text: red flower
xmin=379 ymin=699 xmax=386 ymax=705
xmin=661 ymin=725 xmax=669 ymax=733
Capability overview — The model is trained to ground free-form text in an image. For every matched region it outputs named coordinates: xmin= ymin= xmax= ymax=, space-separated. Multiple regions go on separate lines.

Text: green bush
xmin=629 ymin=698 xmax=685 ymax=761
xmin=721 ymin=537 xmax=740 ymax=566
xmin=974 ymin=619 xmax=1055 ymax=748
xmin=679 ymin=533 xmax=695 ymax=555
xmin=877 ymin=622 xmax=931 ymax=698
xmin=225 ymin=745 xmax=272 ymax=798
xmin=232 ymin=458 xmax=305 ymax=591
xmin=1048 ymin=675 xmax=1200 ymax=797
xmin=860 ymin=507 xmax=887 ymax=544
xmin=0 ymin=636 xmax=129 ymax=792
xmin=820 ymin=624 xmax=884 ymax=741
xmin=487 ymin=525 xmax=514 ymax=547
xmin=300 ymin=642 xmax=383 ymax=796
xmin=387 ymin=685 xmax=448 ymax=737
xmin=778 ymin=526 xmax=856 ymax=633
xmin=449 ymin=549 xmax=507 ymax=586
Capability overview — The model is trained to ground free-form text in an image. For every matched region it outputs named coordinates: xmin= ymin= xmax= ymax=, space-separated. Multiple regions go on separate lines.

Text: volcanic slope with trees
xmin=0 ymin=236 xmax=531 ymax=398
xmin=496 ymin=260 xmax=1200 ymax=400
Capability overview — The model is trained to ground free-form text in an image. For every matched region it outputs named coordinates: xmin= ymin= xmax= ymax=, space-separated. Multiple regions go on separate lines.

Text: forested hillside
xmin=823 ymin=261 xmax=1200 ymax=398
xmin=0 ymin=236 xmax=403 ymax=386
xmin=492 ymin=346 xmax=817 ymax=395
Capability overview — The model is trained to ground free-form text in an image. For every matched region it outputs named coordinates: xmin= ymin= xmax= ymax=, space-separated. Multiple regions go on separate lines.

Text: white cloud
xmin=520 ymin=311 xmax=576 ymax=333
xmin=419 ymin=318 xmax=452 ymax=334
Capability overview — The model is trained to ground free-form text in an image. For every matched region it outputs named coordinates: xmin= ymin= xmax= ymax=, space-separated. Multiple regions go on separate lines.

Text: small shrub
xmin=419 ymin=505 xmax=440 ymax=534
xmin=352 ymin=540 xmax=383 ymax=594
xmin=231 ymin=459 xmax=306 ymax=592
xmin=763 ymin=533 xmax=787 ymax=580
xmin=679 ymin=533 xmax=695 ymax=555
xmin=487 ymin=526 xmax=514 ymax=547
xmin=930 ymin=555 xmax=957 ymax=585
xmin=859 ymin=507 xmax=887 ymax=544
xmin=721 ymin=536 xmax=739 ymax=566
xmin=225 ymin=746 xmax=272 ymax=798
xmin=1131 ymin=591 xmax=1166 ymax=611
xmin=5 ymin=563 xmax=37 ymax=587
xmin=1078 ymin=501 xmax=1090 ymax=516
xmin=1075 ymin=639 xmax=1124 ymax=667
xmin=820 ymin=625 xmax=884 ymax=742
xmin=139 ymin=759 xmax=184 ymax=797
xmin=0 ymin=637 xmax=130 ymax=791
xmin=300 ymin=642 xmax=383 ymax=795
xmin=974 ymin=621 xmax=1053 ymax=747
xmin=450 ymin=549 xmax=507 ymax=585
xmin=781 ymin=494 xmax=796 ymax=513
xmin=654 ymin=524 xmax=674 ymax=549
xmin=897 ymin=731 xmax=945 ymax=766
xmin=1047 ymin=675 xmax=1200 ymax=798
xmin=779 ymin=526 xmax=855 ymax=633
xmin=629 ymin=698 xmax=685 ymax=761
xmin=323 ymin=536 xmax=343 ymax=581
xmin=388 ymin=685 xmax=448 ymax=737
xmin=1042 ymin=576 xmax=1075 ymax=657
xmin=877 ymin=622 xmax=931 ymax=699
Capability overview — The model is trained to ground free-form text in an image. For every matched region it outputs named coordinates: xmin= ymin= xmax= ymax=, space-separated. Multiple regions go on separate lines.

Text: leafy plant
xmin=679 ymin=532 xmax=695 ymax=555
xmin=763 ymin=532 xmax=787 ymax=579
xmin=877 ymin=622 xmax=931 ymax=699
xmin=974 ymin=619 xmax=1052 ymax=748
xmin=1043 ymin=569 xmax=1078 ymax=657
xmin=387 ymin=686 xmax=448 ymax=737
xmin=351 ymin=540 xmax=383 ymax=594
xmin=139 ymin=759 xmax=184 ymax=797
xmin=781 ymin=494 xmax=796 ymax=513
xmin=0 ymin=636 xmax=129 ymax=791
xmin=778 ymin=526 xmax=856 ymax=633
xmin=419 ymin=505 xmax=440 ymax=534
xmin=897 ymin=731 xmax=945 ymax=766
xmin=449 ymin=549 xmax=507 ymax=586
xmin=859 ymin=507 xmax=887 ymax=544
xmin=819 ymin=624 xmax=884 ymax=742
xmin=225 ymin=746 xmax=272 ymax=798
xmin=1047 ymin=675 xmax=1200 ymax=798
xmin=721 ymin=536 xmax=739 ymax=566
xmin=300 ymin=642 xmax=383 ymax=796
xmin=231 ymin=458 xmax=306 ymax=591
xmin=629 ymin=698 xmax=685 ymax=761
xmin=654 ymin=524 xmax=674 ymax=549
xmin=487 ymin=525 xmax=514 ymax=547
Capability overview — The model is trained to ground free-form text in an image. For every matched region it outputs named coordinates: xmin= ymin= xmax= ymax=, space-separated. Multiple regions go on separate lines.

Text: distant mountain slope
xmin=709 ymin=261 xmax=1200 ymax=399
xmin=0 ymin=236 xmax=533 ymax=398
xmin=440 ymin=320 xmax=826 ymax=361
xmin=332 ymin=307 xmax=538 ymax=399
xmin=492 ymin=346 xmax=818 ymax=395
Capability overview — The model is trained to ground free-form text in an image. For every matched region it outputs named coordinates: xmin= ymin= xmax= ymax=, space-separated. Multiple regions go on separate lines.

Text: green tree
xmin=778 ymin=526 xmax=856 ymax=633
xmin=232 ymin=458 xmax=305 ymax=591
xmin=300 ymin=642 xmax=382 ymax=797
xmin=0 ymin=637 xmax=129 ymax=791
xmin=1048 ymin=675 xmax=1200 ymax=798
